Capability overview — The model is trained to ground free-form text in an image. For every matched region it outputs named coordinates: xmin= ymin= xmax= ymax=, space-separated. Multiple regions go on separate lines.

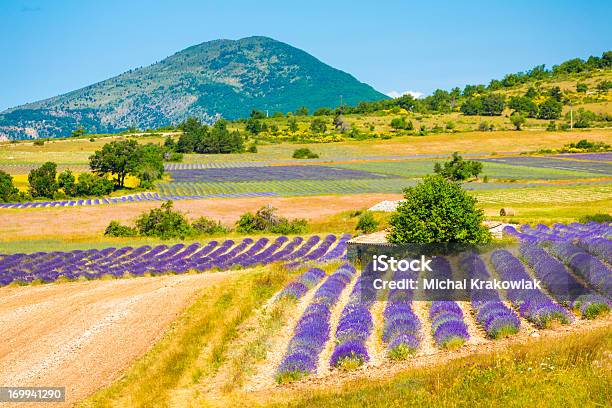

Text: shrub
xmin=164 ymin=151 xmax=184 ymax=162
xmin=236 ymin=205 xmax=308 ymax=234
xmin=387 ymin=175 xmax=491 ymax=244
xmin=75 ymin=173 xmax=114 ymax=196
xmin=510 ymin=112 xmax=526 ymax=130
xmin=309 ymin=118 xmax=327 ymax=133
xmin=33 ymin=139 xmax=45 ymax=146
xmin=104 ymin=221 xmax=138 ymax=237
xmin=192 ymin=217 xmax=229 ymax=235
xmin=247 ymin=144 xmax=258 ymax=153
xmin=356 ymin=211 xmax=378 ymax=234
xmin=269 ymin=219 xmax=308 ymax=234
xmin=135 ymin=201 xmax=193 ymax=239
xmin=292 ymin=148 xmax=319 ymax=159
xmin=546 ymin=121 xmax=557 ymax=131
xmin=576 ymin=83 xmax=588 ymax=93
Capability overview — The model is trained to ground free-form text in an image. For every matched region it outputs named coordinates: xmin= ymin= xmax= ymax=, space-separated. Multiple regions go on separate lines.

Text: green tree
xmin=28 ymin=162 xmax=58 ymax=198
xmin=71 ymin=126 xmax=86 ymax=137
xmin=0 ymin=170 xmax=20 ymax=202
xmin=538 ymin=98 xmax=563 ymax=120
xmin=295 ymin=106 xmax=309 ymax=116
xmin=250 ymin=109 xmax=266 ymax=119
xmin=309 ymin=118 xmax=327 ymax=133
xmin=508 ymin=96 xmax=538 ymax=117
xmin=576 ymin=83 xmax=588 ymax=93
xmin=524 ymin=87 xmax=538 ymax=99
xmin=548 ymin=86 xmax=563 ymax=102
xmin=89 ymin=140 xmax=141 ymax=188
xmin=460 ymin=98 xmax=483 ymax=115
xmin=480 ymin=94 xmax=505 ymax=116
xmin=287 ymin=117 xmax=299 ymax=132
xmin=387 ymin=175 xmax=491 ymax=244
xmin=136 ymin=143 xmax=165 ymax=187
xmin=510 ymin=112 xmax=526 ymax=130
xmin=58 ymin=170 xmax=77 ymax=196
xmin=246 ymin=118 xmax=263 ymax=134
xmin=433 ymin=152 xmax=483 ymax=181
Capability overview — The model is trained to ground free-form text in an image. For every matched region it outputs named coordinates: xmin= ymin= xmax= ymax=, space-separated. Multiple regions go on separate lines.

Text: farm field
xmin=1 ymin=222 xmax=603 ymax=407
xmin=1 ymin=85 xmax=611 ymax=408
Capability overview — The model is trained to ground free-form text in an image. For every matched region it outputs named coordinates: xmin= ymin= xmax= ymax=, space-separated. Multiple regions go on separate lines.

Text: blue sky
xmin=1 ymin=0 xmax=610 ymax=111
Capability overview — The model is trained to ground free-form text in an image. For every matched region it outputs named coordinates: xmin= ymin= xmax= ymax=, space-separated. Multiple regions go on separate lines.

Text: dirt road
xmin=0 ymin=272 xmax=233 ymax=407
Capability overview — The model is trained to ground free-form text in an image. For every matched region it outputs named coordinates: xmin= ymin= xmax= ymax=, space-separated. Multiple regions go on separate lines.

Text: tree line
xmin=0 ymin=139 xmax=166 ymax=202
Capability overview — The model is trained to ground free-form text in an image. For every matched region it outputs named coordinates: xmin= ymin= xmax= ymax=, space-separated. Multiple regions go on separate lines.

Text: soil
xmin=0 ymin=272 xmax=233 ymax=407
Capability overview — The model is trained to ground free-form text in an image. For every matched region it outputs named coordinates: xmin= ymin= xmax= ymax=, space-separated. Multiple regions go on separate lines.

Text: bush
xmin=192 ymin=217 xmax=229 ymax=235
xmin=510 ymin=112 xmax=526 ymax=130
xmin=309 ymin=118 xmax=327 ymax=133
xmin=33 ymin=139 xmax=45 ymax=146
xmin=434 ymin=152 xmax=483 ymax=181
xmin=247 ymin=144 xmax=258 ymax=153
xmin=164 ymin=151 xmax=184 ymax=162
xmin=387 ymin=175 xmax=491 ymax=244
xmin=236 ymin=205 xmax=308 ymax=234
xmin=576 ymin=83 xmax=588 ymax=93
xmin=104 ymin=221 xmax=138 ymax=237
xmin=356 ymin=211 xmax=378 ymax=234
xmin=75 ymin=173 xmax=114 ymax=196
xmin=546 ymin=121 xmax=557 ymax=131
xmin=135 ymin=201 xmax=193 ymax=239
xmin=292 ymin=148 xmax=319 ymax=159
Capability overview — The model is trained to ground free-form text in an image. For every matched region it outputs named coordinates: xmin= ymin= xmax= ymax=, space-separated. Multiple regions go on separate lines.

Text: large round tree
xmin=387 ymin=175 xmax=491 ymax=244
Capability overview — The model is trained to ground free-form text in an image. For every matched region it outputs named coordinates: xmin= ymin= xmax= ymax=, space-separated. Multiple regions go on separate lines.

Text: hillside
xmin=0 ymin=36 xmax=387 ymax=140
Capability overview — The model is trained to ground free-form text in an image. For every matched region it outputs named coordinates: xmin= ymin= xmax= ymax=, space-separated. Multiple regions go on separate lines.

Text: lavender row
xmin=0 ymin=191 xmax=279 ymax=208
xmin=329 ymin=264 xmax=376 ymax=368
xmin=0 ymin=235 xmax=347 ymax=286
xmin=519 ymin=242 xmax=608 ymax=316
xmin=382 ymin=267 xmax=421 ymax=359
xmin=278 ymin=267 xmax=327 ymax=300
xmin=490 ymin=250 xmax=572 ymax=327
xmin=427 ymin=257 xmax=470 ymax=348
xmin=546 ymin=240 xmax=612 ymax=298
xmin=459 ymin=253 xmax=520 ymax=338
xmin=276 ymin=264 xmax=356 ymax=383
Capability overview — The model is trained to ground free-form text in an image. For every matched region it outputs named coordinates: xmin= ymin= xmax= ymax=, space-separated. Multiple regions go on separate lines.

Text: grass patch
xmin=250 ymin=325 xmax=612 ymax=408
xmin=80 ymin=266 xmax=290 ymax=408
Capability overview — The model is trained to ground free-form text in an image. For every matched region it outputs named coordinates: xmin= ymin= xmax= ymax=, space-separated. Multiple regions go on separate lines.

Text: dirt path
xmin=243 ymin=275 xmax=330 ymax=392
xmin=0 ymin=272 xmax=234 ymax=407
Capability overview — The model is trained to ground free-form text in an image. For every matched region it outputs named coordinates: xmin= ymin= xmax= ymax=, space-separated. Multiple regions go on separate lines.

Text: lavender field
xmin=0 ymin=234 xmax=351 ymax=286
xmin=271 ymin=221 xmax=611 ymax=382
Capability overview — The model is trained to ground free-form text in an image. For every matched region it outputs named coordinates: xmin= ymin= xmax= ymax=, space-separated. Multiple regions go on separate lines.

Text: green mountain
xmin=0 ymin=36 xmax=387 ymax=140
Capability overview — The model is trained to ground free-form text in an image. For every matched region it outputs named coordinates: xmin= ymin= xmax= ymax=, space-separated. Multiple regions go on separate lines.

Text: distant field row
xmin=1 ymin=129 xmax=610 ymax=166
xmin=156 ymin=178 xmax=609 ymax=197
